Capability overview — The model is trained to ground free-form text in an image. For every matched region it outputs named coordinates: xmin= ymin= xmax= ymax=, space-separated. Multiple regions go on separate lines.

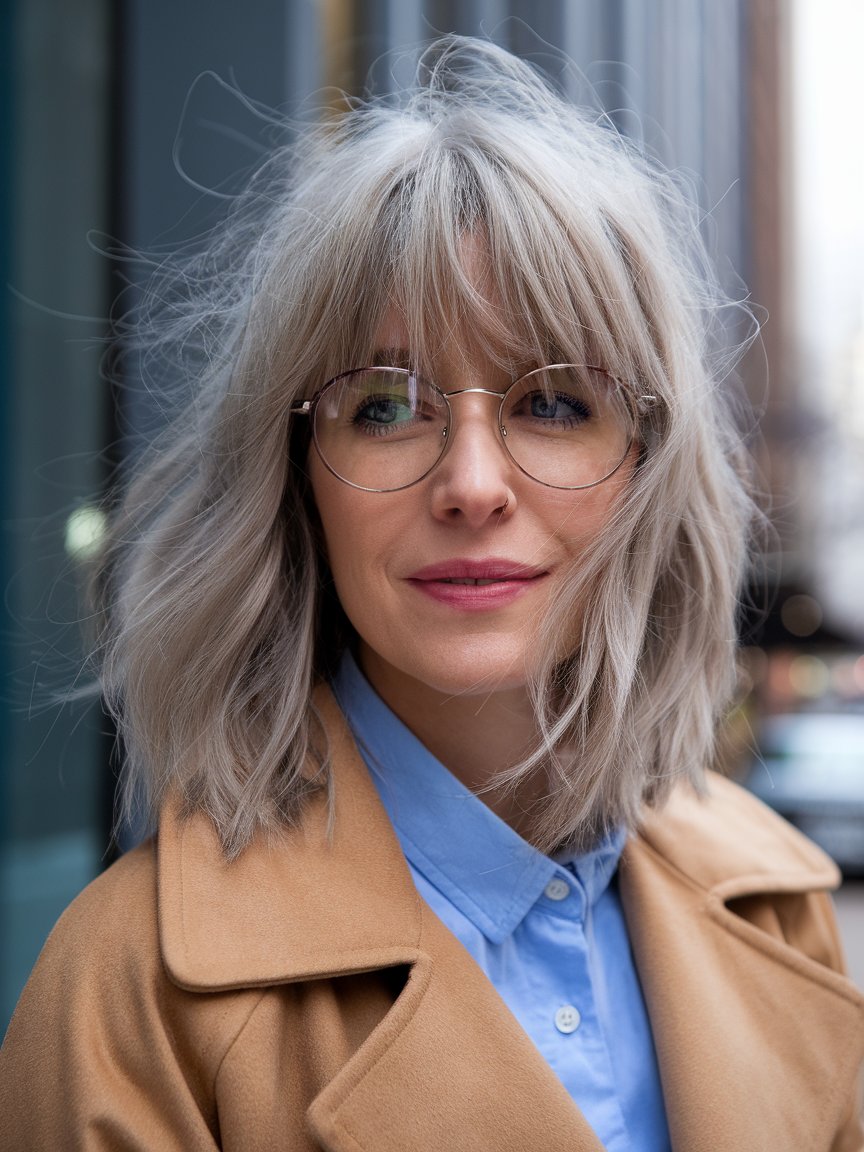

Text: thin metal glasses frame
xmin=291 ymin=363 xmax=653 ymax=493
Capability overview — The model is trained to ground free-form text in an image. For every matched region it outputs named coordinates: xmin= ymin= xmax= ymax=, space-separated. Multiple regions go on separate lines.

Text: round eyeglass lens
xmin=312 ymin=368 xmax=449 ymax=491
xmin=500 ymin=365 xmax=634 ymax=489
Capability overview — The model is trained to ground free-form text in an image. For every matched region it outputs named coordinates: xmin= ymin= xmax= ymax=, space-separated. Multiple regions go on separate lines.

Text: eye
xmin=319 ymin=368 xmax=447 ymax=447
xmin=526 ymin=391 xmax=592 ymax=423
xmin=353 ymin=394 xmax=415 ymax=428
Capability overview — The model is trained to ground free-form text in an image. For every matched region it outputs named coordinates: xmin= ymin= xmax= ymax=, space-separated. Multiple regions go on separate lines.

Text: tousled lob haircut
xmin=94 ymin=36 xmax=758 ymax=857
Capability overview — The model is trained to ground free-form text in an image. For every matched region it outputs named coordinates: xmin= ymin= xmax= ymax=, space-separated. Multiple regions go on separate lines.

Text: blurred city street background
xmin=2 ymin=0 xmax=863 ymax=1030
xmin=836 ymin=887 xmax=864 ymax=990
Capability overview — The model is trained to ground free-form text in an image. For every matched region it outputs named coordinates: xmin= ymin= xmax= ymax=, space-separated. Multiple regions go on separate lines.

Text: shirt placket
xmin=518 ymin=868 xmax=634 ymax=1152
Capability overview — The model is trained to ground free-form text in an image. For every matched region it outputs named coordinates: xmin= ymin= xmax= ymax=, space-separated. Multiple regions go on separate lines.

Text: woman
xmin=1 ymin=36 xmax=862 ymax=1151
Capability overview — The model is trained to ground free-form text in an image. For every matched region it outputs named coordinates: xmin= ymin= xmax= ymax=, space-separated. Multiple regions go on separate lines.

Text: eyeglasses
xmin=291 ymin=364 xmax=646 ymax=492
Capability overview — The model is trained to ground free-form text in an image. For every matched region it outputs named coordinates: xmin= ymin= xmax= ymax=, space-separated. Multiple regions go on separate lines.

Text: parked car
xmin=743 ymin=711 xmax=864 ymax=876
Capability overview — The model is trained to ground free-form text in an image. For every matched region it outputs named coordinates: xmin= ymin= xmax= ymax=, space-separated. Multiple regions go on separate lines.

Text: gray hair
xmin=93 ymin=36 xmax=758 ymax=856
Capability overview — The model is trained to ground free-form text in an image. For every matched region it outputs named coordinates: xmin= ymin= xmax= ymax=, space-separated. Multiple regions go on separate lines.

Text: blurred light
xmin=64 ymin=506 xmax=106 ymax=561
xmin=780 ymin=594 xmax=823 ymax=638
xmin=765 ymin=650 xmax=795 ymax=707
xmin=788 ymin=654 xmax=830 ymax=698
xmin=831 ymin=658 xmax=862 ymax=698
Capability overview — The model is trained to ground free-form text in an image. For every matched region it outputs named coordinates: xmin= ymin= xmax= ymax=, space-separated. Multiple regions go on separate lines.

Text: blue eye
xmin=527 ymin=391 xmax=592 ymax=423
xmin=349 ymin=390 xmax=441 ymax=440
xmin=354 ymin=396 xmax=413 ymax=426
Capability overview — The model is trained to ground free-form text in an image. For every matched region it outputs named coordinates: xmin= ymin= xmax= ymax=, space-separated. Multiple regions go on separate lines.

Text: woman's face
xmin=308 ymin=301 xmax=635 ymax=711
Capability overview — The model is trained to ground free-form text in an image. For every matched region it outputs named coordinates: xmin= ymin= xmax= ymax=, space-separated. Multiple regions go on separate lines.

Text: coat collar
xmin=158 ymin=687 xmax=423 ymax=990
xmin=156 ymin=688 xmax=864 ymax=1152
xmin=158 ymin=687 xmax=842 ymax=989
xmin=633 ymin=766 xmax=842 ymax=898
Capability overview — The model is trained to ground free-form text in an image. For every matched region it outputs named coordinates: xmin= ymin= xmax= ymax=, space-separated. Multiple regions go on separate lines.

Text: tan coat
xmin=2 ymin=689 xmax=863 ymax=1151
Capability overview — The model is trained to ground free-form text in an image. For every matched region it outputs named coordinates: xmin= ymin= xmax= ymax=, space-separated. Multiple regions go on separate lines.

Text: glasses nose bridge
xmin=439 ymin=384 xmax=509 ymax=450
xmin=443 ymin=385 xmax=509 ymax=401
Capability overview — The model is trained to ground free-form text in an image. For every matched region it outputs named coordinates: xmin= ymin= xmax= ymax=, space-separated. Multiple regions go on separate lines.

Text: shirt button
xmin=544 ymin=877 xmax=571 ymax=901
xmin=554 ymin=1005 xmax=581 ymax=1034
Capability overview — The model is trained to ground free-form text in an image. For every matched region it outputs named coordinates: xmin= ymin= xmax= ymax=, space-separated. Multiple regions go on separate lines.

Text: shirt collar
xmin=331 ymin=652 xmax=624 ymax=945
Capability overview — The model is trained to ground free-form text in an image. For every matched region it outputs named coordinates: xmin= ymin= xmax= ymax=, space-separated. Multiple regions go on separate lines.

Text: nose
xmin=428 ymin=392 xmax=517 ymax=527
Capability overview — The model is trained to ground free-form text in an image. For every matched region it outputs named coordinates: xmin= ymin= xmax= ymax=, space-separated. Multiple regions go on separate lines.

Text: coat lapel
xmin=621 ymin=778 xmax=864 ymax=1152
xmin=157 ymin=691 xmax=864 ymax=1152
xmin=307 ymin=905 xmax=605 ymax=1152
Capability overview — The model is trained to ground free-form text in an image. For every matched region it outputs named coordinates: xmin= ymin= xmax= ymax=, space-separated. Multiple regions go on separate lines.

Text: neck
xmin=357 ymin=645 xmax=545 ymax=837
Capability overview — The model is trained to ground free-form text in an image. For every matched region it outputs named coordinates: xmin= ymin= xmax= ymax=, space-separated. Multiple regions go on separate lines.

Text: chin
xmin=390 ymin=646 xmax=532 ymax=700
xmin=440 ymin=664 xmax=530 ymax=697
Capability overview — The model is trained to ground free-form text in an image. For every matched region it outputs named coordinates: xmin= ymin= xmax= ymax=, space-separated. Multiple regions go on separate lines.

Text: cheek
xmin=544 ymin=483 xmax=624 ymax=554
xmin=555 ymin=450 xmax=636 ymax=542
xmin=310 ymin=466 xmax=364 ymax=579
xmin=309 ymin=459 xmax=396 ymax=621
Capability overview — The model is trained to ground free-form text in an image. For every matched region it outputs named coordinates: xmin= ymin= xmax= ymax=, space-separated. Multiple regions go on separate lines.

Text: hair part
xmin=92 ymin=36 xmax=759 ymax=857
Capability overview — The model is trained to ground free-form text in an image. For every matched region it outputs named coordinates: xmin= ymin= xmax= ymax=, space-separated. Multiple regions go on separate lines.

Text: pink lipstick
xmin=406 ymin=559 xmax=549 ymax=611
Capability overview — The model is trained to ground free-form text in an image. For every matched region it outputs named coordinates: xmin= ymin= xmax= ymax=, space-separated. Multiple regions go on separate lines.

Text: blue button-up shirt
xmin=333 ymin=653 xmax=670 ymax=1151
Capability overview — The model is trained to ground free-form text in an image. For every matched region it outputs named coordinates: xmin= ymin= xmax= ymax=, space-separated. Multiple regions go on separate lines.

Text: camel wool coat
xmin=2 ymin=689 xmax=863 ymax=1151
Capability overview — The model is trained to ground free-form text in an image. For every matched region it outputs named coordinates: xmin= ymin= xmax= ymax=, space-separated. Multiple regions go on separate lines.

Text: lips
xmin=408 ymin=559 xmax=548 ymax=582
xmin=437 ymin=577 xmax=506 ymax=586
xmin=406 ymin=558 xmax=549 ymax=611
